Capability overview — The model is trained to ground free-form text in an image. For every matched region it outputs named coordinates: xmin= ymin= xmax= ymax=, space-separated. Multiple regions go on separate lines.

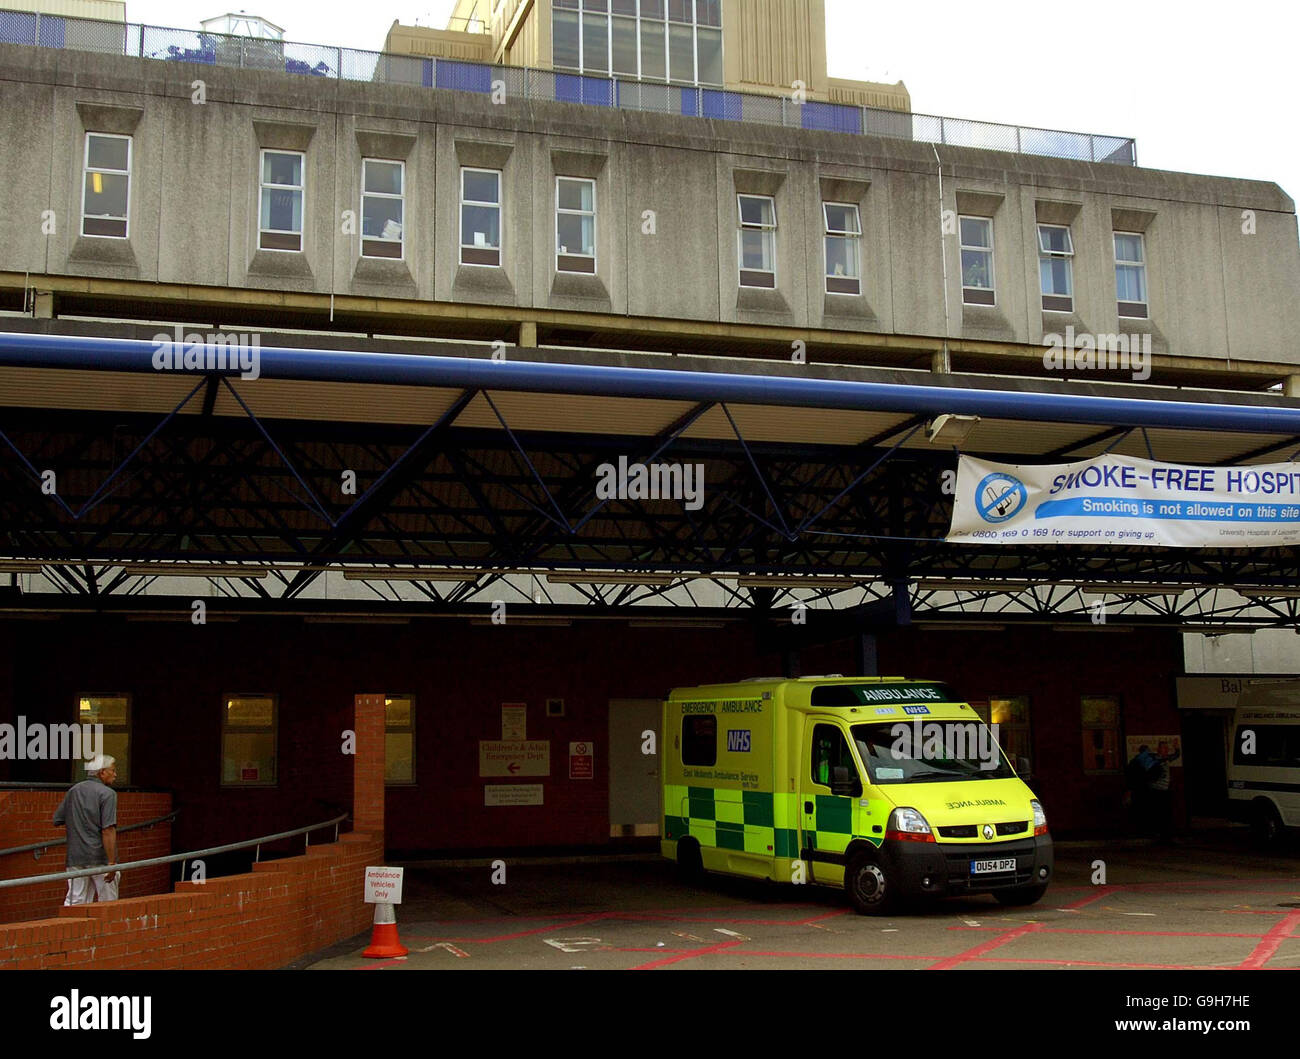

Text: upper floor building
xmin=384 ymin=0 xmax=912 ymax=111
xmin=0 ymin=26 xmax=1297 ymax=394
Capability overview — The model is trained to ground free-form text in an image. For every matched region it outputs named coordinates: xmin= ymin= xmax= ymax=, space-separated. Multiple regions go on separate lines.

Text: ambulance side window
xmin=682 ymin=715 xmax=717 ymax=766
xmin=811 ymin=724 xmax=861 ymax=795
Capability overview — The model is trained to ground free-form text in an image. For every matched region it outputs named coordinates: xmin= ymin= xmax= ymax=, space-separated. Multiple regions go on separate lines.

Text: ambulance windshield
xmin=852 ymin=722 xmax=1015 ymax=783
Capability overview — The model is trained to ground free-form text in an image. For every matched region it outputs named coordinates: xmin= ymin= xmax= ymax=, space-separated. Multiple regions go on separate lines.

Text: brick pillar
xmin=353 ymin=694 xmax=386 ymax=838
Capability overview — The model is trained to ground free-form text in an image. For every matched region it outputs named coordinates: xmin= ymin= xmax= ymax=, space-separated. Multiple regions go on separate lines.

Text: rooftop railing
xmin=0 ymin=8 xmax=1137 ymax=166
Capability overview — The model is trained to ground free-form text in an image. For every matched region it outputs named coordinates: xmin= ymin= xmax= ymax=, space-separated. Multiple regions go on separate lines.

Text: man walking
xmin=52 ymin=754 xmax=120 ymax=905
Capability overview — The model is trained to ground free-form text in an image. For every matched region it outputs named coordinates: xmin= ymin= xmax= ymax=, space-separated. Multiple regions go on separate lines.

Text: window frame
xmin=972 ymin=695 xmax=1034 ymax=778
xmin=681 ymin=714 xmax=717 ymax=767
xmin=959 ymin=214 xmax=995 ymax=306
xmin=1114 ymin=230 xmax=1148 ymax=319
xmin=1037 ymin=223 xmax=1074 ymax=312
xmin=552 ymin=0 xmax=724 ymax=86
xmin=73 ymin=693 xmax=132 ymax=785
xmin=1080 ymin=693 xmax=1122 ymax=775
xmin=220 ymin=692 xmax=279 ymax=788
xmin=460 ymin=166 xmax=503 ymax=268
xmin=556 ymin=175 xmax=597 ymax=274
xmin=383 ymin=694 xmax=417 ymax=787
xmin=81 ymin=132 xmax=131 ymax=240
xmin=360 ymin=157 xmax=405 ymax=261
xmin=737 ymin=192 xmax=777 ymax=289
xmin=258 ymin=148 xmax=305 ymax=253
xmin=823 ymin=200 xmax=862 ymax=296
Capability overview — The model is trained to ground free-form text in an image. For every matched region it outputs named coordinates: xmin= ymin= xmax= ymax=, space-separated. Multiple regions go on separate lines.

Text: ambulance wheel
xmin=1250 ymin=802 xmax=1283 ymax=848
xmin=677 ymin=839 xmax=705 ymax=882
xmin=993 ymin=883 xmax=1048 ymax=907
xmin=845 ymin=851 xmax=896 ymax=915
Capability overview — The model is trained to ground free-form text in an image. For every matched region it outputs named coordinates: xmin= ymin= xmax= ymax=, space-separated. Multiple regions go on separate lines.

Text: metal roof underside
xmin=0 ymin=334 xmax=1297 ymax=628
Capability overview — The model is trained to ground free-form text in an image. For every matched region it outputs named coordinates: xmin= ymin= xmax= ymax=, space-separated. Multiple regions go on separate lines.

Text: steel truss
xmin=0 ymin=384 xmax=1296 ymax=629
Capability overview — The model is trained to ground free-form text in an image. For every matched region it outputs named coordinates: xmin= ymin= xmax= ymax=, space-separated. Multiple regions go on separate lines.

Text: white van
xmin=1228 ymin=691 xmax=1300 ymax=845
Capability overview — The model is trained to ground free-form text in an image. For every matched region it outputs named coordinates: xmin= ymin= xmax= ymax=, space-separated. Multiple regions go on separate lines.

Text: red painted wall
xmin=0 ymin=616 xmax=1183 ymax=851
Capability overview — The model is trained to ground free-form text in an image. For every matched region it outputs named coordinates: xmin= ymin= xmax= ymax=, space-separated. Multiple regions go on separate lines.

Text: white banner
xmin=947 ymin=455 xmax=1300 ymax=547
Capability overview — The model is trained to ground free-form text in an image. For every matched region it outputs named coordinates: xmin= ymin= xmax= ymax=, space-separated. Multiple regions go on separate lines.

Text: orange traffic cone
xmin=362 ymin=901 xmax=408 ymax=958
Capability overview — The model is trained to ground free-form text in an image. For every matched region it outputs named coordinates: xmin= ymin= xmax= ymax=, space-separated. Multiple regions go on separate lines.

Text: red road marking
xmin=928 ymin=923 xmax=1040 ymax=969
xmin=948 ymin=925 xmax=1267 ymax=939
xmin=1238 ymin=909 xmax=1300 ymax=970
xmin=796 ymin=910 xmax=849 ymax=925
xmin=1061 ymin=886 xmax=1117 ymax=909
xmin=632 ymin=939 xmax=745 ymax=969
xmin=740 ymin=950 xmax=1212 ymax=970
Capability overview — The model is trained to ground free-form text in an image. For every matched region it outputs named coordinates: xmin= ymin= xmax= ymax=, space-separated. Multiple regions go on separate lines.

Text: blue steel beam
xmin=0 ymin=333 xmax=1297 ymax=435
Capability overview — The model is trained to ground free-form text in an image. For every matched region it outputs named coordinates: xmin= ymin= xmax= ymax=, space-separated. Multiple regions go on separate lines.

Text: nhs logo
xmin=902 ymin=705 xmax=931 ymax=715
xmin=727 ymin=730 xmax=751 ymax=752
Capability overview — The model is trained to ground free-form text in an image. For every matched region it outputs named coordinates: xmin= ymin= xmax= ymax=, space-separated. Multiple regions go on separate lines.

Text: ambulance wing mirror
xmin=1016 ymin=755 xmax=1032 ymax=779
xmin=830 ymin=766 xmax=861 ymax=798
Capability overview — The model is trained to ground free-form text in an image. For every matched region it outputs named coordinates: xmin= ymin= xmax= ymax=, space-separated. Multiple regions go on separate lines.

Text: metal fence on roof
xmin=0 ymin=7 xmax=1137 ymax=166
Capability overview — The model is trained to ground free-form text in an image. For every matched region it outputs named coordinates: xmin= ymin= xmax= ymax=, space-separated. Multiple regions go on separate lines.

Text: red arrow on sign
xmin=508 ymin=762 xmax=521 ymax=774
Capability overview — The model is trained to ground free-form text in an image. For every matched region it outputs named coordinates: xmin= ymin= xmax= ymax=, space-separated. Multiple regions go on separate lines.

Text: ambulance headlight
xmin=1031 ymin=799 xmax=1048 ymax=835
xmin=887 ymin=807 xmax=934 ymax=842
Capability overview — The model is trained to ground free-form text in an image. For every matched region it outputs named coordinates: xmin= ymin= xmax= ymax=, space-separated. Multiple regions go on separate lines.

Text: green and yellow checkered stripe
xmin=664 ymin=784 xmax=802 ymax=858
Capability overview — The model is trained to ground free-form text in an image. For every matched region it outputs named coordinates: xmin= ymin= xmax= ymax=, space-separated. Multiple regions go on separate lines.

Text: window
xmin=682 ymin=714 xmax=716 ymax=766
xmin=1114 ymin=231 xmax=1148 ymax=318
xmin=385 ymin=695 xmax=415 ymax=785
xmin=1081 ymin=695 xmax=1121 ymax=772
xmin=810 ymin=724 xmax=861 ymax=794
xmin=553 ymin=0 xmax=722 ymax=86
xmin=76 ymin=695 xmax=131 ymax=785
xmin=738 ymin=194 xmax=776 ymax=288
xmin=221 ymin=694 xmax=277 ymax=786
xmin=1037 ymin=224 xmax=1073 ymax=312
xmin=82 ymin=133 xmax=130 ymax=238
xmin=556 ymin=176 xmax=596 ymax=273
xmin=824 ymin=202 xmax=861 ymax=295
xmin=259 ymin=150 xmax=304 ymax=252
xmin=461 ymin=167 xmax=502 ymax=266
xmin=960 ymin=215 xmax=994 ymax=305
xmin=361 ymin=159 xmax=404 ymax=259
xmin=1232 ymin=725 xmax=1300 ymax=768
xmin=973 ymin=696 xmax=1033 ymax=777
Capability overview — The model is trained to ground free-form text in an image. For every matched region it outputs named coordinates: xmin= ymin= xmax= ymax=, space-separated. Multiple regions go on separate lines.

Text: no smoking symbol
xmin=975 ymin=472 xmax=1027 ymax=524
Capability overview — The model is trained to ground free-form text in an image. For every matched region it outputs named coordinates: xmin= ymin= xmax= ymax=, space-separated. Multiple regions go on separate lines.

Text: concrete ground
xmin=301 ymin=834 xmax=1300 ymax=970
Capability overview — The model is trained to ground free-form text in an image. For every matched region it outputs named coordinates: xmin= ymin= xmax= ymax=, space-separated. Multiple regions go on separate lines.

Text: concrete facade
xmin=0 ymin=43 xmax=1296 ymax=380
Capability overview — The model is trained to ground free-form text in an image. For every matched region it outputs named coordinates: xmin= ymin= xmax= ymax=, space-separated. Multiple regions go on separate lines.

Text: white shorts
xmin=64 ymin=870 xmax=120 ymax=905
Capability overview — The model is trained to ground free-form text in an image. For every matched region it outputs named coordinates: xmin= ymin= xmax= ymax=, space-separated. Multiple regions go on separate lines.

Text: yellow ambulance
xmin=661 ymin=675 xmax=1052 ymax=914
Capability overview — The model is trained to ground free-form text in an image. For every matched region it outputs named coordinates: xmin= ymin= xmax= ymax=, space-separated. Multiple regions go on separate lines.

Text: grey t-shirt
xmin=52 ymin=779 xmax=117 ymax=867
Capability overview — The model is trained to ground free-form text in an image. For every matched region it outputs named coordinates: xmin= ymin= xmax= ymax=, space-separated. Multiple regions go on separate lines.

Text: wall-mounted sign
xmin=501 ymin=703 xmax=527 ymax=740
xmin=569 ymin=741 xmax=594 ymax=780
xmin=485 ymin=784 xmax=544 ymax=806
xmin=479 ymin=740 xmax=550 ymax=777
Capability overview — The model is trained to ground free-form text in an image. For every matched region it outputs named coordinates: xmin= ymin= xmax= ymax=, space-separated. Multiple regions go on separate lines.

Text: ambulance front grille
xmin=937 ymin=821 xmax=1028 ymax=839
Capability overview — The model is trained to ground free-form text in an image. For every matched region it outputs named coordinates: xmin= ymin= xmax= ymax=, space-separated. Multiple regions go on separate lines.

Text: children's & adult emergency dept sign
xmin=948 ymin=454 xmax=1300 ymax=547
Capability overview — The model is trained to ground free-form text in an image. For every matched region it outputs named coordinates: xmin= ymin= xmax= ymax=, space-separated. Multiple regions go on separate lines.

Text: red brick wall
xmin=0 ymin=790 xmax=172 ymax=924
xmin=0 ymin=617 xmax=1185 ymax=849
xmin=0 ymin=832 xmax=382 ymax=969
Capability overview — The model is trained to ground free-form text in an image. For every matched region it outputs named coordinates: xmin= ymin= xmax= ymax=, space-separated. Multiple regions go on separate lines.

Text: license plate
xmin=971 ymin=858 xmax=1017 ymax=874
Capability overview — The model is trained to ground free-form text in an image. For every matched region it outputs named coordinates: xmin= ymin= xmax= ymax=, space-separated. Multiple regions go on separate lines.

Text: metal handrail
xmin=0 ymin=7 xmax=1137 ymax=166
xmin=0 ymin=812 xmax=349 ymax=890
xmin=0 ymin=810 xmax=179 ymax=859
